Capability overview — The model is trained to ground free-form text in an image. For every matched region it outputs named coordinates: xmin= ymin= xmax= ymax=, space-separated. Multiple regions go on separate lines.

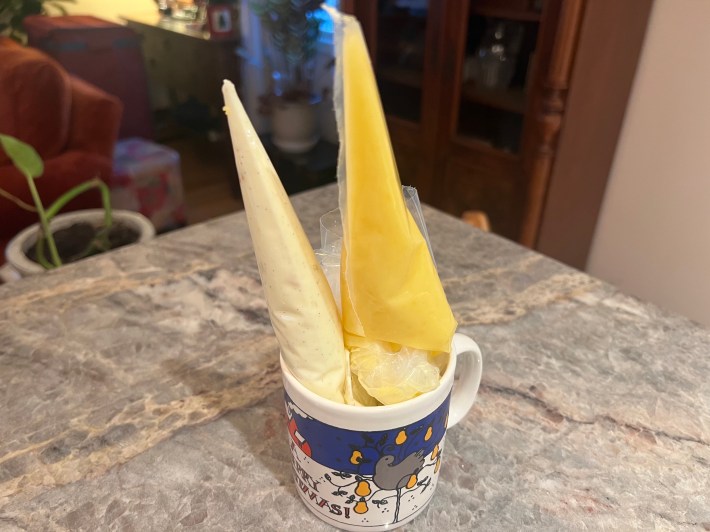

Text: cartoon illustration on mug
xmin=285 ymin=393 xmax=450 ymax=526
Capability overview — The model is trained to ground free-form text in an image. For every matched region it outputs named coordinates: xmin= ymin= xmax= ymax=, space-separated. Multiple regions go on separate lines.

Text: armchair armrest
xmin=67 ymin=76 xmax=123 ymax=160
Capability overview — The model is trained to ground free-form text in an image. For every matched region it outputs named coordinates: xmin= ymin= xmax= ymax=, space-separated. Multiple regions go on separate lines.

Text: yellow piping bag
xmin=222 ymin=81 xmax=347 ymax=403
xmin=326 ymin=8 xmax=457 ymax=404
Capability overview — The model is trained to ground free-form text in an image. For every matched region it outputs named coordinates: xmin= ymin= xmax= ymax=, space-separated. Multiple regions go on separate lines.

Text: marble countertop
xmin=1 ymin=185 xmax=708 ymax=530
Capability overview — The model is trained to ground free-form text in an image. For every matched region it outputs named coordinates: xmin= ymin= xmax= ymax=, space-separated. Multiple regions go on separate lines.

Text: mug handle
xmin=448 ymin=333 xmax=483 ymax=428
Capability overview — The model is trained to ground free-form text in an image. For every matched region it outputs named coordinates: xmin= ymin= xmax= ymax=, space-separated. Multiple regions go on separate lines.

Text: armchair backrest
xmin=0 ymin=37 xmax=72 ymax=166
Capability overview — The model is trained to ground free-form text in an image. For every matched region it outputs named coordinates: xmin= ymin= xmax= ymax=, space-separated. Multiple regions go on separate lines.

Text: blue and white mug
xmin=281 ymin=333 xmax=483 ymax=531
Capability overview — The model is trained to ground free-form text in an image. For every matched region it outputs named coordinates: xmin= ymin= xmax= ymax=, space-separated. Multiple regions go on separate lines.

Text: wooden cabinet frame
xmin=342 ymin=0 xmax=651 ymax=262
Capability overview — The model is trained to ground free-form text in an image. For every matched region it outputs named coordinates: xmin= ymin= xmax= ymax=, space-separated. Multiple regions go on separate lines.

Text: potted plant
xmin=251 ymin=0 xmax=322 ymax=153
xmin=0 ymin=0 xmax=74 ymax=43
xmin=0 ymin=134 xmax=154 ymax=279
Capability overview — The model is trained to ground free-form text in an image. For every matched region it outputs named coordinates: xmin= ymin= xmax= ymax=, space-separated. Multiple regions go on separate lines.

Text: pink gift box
xmin=112 ymin=138 xmax=186 ymax=232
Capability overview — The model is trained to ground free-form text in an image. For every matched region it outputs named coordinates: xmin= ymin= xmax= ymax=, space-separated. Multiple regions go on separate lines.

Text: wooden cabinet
xmin=342 ymin=0 xmax=584 ymax=243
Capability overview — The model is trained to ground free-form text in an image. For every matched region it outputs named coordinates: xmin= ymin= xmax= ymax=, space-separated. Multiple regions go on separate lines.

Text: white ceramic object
xmin=281 ymin=333 xmax=483 ymax=531
xmin=5 ymin=209 xmax=155 ymax=278
xmin=271 ymin=99 xmax=320 ymax=153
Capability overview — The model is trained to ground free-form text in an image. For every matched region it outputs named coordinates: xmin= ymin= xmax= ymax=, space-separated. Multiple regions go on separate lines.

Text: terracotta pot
xmin=4 ymin=209 xmax=155 ymax=278
xmin=271 ymin=98 xmax=321 ymax=154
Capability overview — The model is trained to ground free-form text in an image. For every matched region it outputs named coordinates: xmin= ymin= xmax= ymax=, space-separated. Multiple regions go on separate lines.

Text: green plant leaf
xmin=0 ymin=134 xmax=43 ymax=179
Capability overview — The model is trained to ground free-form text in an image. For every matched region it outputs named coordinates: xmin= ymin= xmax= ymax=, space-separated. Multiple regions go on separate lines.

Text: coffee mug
xmin=281 ymin=333 xmax=483 ymax=531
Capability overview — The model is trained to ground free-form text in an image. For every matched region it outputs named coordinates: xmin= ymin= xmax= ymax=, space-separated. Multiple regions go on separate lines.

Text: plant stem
xmin=35 ymin=233 xmax=54 ymax=270
xmin=26 ymin=173 xmax=62 ymax=267
xmin=0 ymin=187 xmax=37 ymax=212
xmin=45 ymin=178 xmax=112 ymax=228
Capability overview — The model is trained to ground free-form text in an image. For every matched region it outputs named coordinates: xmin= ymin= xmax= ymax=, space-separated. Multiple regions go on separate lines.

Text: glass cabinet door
xmin=373 ymin=0 xmax=429 ymax=123
xmin=456 ymin=0 xmax=543 ymax=153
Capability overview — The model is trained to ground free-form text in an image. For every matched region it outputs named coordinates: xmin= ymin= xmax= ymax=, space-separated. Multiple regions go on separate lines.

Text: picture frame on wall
xmin=207 ymin=2 xmax=234 ymax=37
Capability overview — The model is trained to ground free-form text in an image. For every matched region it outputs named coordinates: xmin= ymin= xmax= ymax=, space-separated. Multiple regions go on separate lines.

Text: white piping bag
xmin=222 ymin=81 xmax=347 ymax=403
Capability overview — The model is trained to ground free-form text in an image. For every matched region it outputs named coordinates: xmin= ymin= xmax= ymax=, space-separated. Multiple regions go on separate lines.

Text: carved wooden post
xmin=520 ymin=0 xmax=586 ymax=247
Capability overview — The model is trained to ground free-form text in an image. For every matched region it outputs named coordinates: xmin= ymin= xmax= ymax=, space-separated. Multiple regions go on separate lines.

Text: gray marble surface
xmin=0 ymin=184 xmax=708 ymax=531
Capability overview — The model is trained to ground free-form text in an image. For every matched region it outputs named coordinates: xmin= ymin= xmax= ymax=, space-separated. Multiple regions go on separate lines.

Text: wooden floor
xmin=165 ymin=135 xmax=244 ymax=226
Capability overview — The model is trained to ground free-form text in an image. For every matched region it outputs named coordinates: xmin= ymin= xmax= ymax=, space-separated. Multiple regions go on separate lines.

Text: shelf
xmin=453 ymin=135 xmax=519 ymax=161
xmin=386 ymin=114 xmax=420 ymax=133
xmin=461 ymin=82 xmax=526 ymax=114
xmin=377 ymin=65 xmax=423 ymax=89
xmin=470 ymin=6 xmax=542 ymax=22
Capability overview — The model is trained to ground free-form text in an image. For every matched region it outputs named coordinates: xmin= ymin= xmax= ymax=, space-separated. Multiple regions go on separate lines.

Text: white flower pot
xmin=4 ymin=209 xmax=155 ymax=279
xmin=271 ymin=99 xmax=320 ymax=154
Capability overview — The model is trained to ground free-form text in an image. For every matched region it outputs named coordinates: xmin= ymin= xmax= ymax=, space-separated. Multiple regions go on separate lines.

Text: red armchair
xmin=0 ymin=37 xmax=122 ymax=259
